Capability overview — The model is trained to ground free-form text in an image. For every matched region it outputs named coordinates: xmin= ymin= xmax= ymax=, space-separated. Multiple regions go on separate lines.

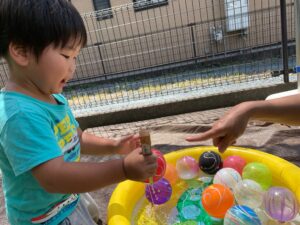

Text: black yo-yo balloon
xmin=199 ymin=151 xmax=222 ymax=174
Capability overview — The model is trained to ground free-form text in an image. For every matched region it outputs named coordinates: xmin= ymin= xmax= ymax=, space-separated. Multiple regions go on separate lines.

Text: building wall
xmin=71 ymin=0 xmax=127 ymax=13
xmin=67 ymin=0 xmax=294 ymax=81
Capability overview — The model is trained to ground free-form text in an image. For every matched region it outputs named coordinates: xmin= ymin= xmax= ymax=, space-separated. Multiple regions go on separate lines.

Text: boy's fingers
xmin=145 ymin=154 xmax=157 ymax=163
xmin=229 ymin=140 xmax=236 ymax=146
xmin=120 ymin=135 xmax=134 ymax=143
xmin=133 ymin=134 xmax=140 ymax=139
xmin=147 ymin=162 xmax=157 ymax=170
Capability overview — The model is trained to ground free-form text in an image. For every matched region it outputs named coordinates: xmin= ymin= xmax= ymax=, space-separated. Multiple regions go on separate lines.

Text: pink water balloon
xmin=144 ymin=149 xmax=166 ymax=183
xmin=223 ymin=155 xmax=246 ymax=175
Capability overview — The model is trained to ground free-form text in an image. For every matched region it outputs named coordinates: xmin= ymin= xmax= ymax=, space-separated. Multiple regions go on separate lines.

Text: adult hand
xmin=186 ymin=103 xmax=251 ymax=153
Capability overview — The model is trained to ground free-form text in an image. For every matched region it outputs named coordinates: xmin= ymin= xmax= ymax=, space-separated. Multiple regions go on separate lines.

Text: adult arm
xmin=186 ymin=94 xmax=300 ymax=152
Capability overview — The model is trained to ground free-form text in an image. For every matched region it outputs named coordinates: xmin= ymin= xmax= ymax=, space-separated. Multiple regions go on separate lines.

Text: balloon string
xmin=149 ymin=184 xmax=155 ymax=207
xmin=149 ymin=177 xmax=153 ymax=184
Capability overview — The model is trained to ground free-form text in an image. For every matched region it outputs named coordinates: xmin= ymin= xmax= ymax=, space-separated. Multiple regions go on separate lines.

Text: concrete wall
xmin=77 ymin=82 xmax=297 ymax=129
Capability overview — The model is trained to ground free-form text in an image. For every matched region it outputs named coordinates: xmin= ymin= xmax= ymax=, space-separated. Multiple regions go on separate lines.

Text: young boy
xmin=0 ymin=0 xmax=157 ymax=224
xmin=186 ymin=94 xmax=300 ymax=153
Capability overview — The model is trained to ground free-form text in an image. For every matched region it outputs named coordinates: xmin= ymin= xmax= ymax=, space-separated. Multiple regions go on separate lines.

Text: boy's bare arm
xmin=78 ymin=129 xmax=117 ymax=155
xmin=32 ymin=156 xmax=125 ymax=193
xmin=31 ymin=148 xmax=156 ymax=193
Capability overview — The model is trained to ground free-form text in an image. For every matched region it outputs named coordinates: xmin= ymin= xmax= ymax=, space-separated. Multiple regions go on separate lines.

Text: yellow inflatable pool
xmin=107 ymin=146 xmax=300 ymax=225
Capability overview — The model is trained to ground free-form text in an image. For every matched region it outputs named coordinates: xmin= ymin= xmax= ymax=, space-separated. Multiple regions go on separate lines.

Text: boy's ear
xmin=8 ymin=42 xmax=31 ymax=66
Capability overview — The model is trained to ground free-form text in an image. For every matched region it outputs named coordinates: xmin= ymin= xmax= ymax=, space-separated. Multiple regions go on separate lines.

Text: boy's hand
xmin=114 ymin=135 xmax=141 ymax=155
xmin=123 ymin=148 xmax=157 ymax=181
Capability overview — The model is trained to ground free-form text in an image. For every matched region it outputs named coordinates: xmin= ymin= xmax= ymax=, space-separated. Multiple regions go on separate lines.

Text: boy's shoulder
xmin=0 ymin=92 xmax=68 ymax=108
xmin=0 ymin=92 xmax=68 ymax=128
xmin=0 ymin=92 xmax=42 ymax=124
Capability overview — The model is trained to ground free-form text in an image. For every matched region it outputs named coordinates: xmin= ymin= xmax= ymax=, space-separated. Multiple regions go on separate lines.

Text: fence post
xmin=280 ymin=0 xmax=289 ymax=83
xmin=296 ymin=0 xmax=300 ymax=89
xmin=188 ymin=23 xmax=197 ymax=63
xmin=96 ymin=43 xmax=106 ymax=76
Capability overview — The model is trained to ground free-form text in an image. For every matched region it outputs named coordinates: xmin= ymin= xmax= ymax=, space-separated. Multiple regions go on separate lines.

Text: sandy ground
xmin=1 ymin=107 xmax=300 ymax=224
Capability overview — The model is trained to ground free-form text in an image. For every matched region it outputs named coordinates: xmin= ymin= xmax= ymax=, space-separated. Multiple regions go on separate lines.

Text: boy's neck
xmin=4 ymin=81 xmax=58 ymax=105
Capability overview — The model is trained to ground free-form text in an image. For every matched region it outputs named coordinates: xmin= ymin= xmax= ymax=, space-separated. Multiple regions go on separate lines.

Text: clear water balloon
xmin=213 ymin=167 xmax=242 ymax=191
xmin=234 ymin=179 xmax=264 ymax=208
xmin=224 ymin=205 xmax=261 ymax=225
xmin=176 ymin=156 xmax=199 ymax=180
xmin=263 ymin=187 xmax=299 ymax=223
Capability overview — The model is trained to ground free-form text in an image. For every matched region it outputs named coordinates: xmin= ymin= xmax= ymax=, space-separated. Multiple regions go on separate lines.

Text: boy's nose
xmin=69 ymin=61 xmax=76 ymax=74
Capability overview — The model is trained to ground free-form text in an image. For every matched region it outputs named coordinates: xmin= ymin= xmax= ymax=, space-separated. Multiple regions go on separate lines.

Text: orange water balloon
xmin=201 ymin=184 xmax=234 ymax=218
xmin=163 ymin=164 xmax=178 ymax=185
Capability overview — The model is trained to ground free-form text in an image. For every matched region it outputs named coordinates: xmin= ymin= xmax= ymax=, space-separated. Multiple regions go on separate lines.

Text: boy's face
xmin=28 ymin=41 xmax=81 ymax=95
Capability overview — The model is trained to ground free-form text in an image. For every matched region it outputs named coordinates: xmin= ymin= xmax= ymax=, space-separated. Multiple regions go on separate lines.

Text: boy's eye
xmin=61 ymin=54 xmax=70 ymax=59
xmin=61 ymin=54 xmax=77 ymax=60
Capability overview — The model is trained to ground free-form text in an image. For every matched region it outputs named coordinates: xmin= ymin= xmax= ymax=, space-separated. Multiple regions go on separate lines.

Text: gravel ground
xmin=2 ymin=106 xmax=300 ymax=224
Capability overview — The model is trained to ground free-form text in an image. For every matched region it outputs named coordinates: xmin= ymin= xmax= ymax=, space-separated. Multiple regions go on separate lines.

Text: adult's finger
xmin=217 ymin=135 xmax=233 ymax=153
xmin=212 ymin=137 xmax=222 ymax=147
xmin=186 ymin=128 xmax=223 ymax=142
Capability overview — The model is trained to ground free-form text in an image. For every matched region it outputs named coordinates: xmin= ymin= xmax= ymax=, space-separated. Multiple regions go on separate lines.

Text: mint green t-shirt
xmin=0 ymin=91 xmax=81 ymax=225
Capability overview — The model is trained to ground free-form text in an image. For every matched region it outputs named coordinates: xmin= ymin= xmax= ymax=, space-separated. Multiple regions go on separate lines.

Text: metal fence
xmin=0 ymin=0 xmax=296 ymax=117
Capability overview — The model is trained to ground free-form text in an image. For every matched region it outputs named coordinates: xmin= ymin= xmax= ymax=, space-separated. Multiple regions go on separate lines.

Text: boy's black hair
xmin=0 ymin=0 xmax=87 ymax=59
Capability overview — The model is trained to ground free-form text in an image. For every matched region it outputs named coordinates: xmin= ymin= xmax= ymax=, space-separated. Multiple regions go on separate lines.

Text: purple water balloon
xmin=263 ymin=187 xmax=299 ymax=223
xmin=145 ymin=178 xmax=172 ymax=205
